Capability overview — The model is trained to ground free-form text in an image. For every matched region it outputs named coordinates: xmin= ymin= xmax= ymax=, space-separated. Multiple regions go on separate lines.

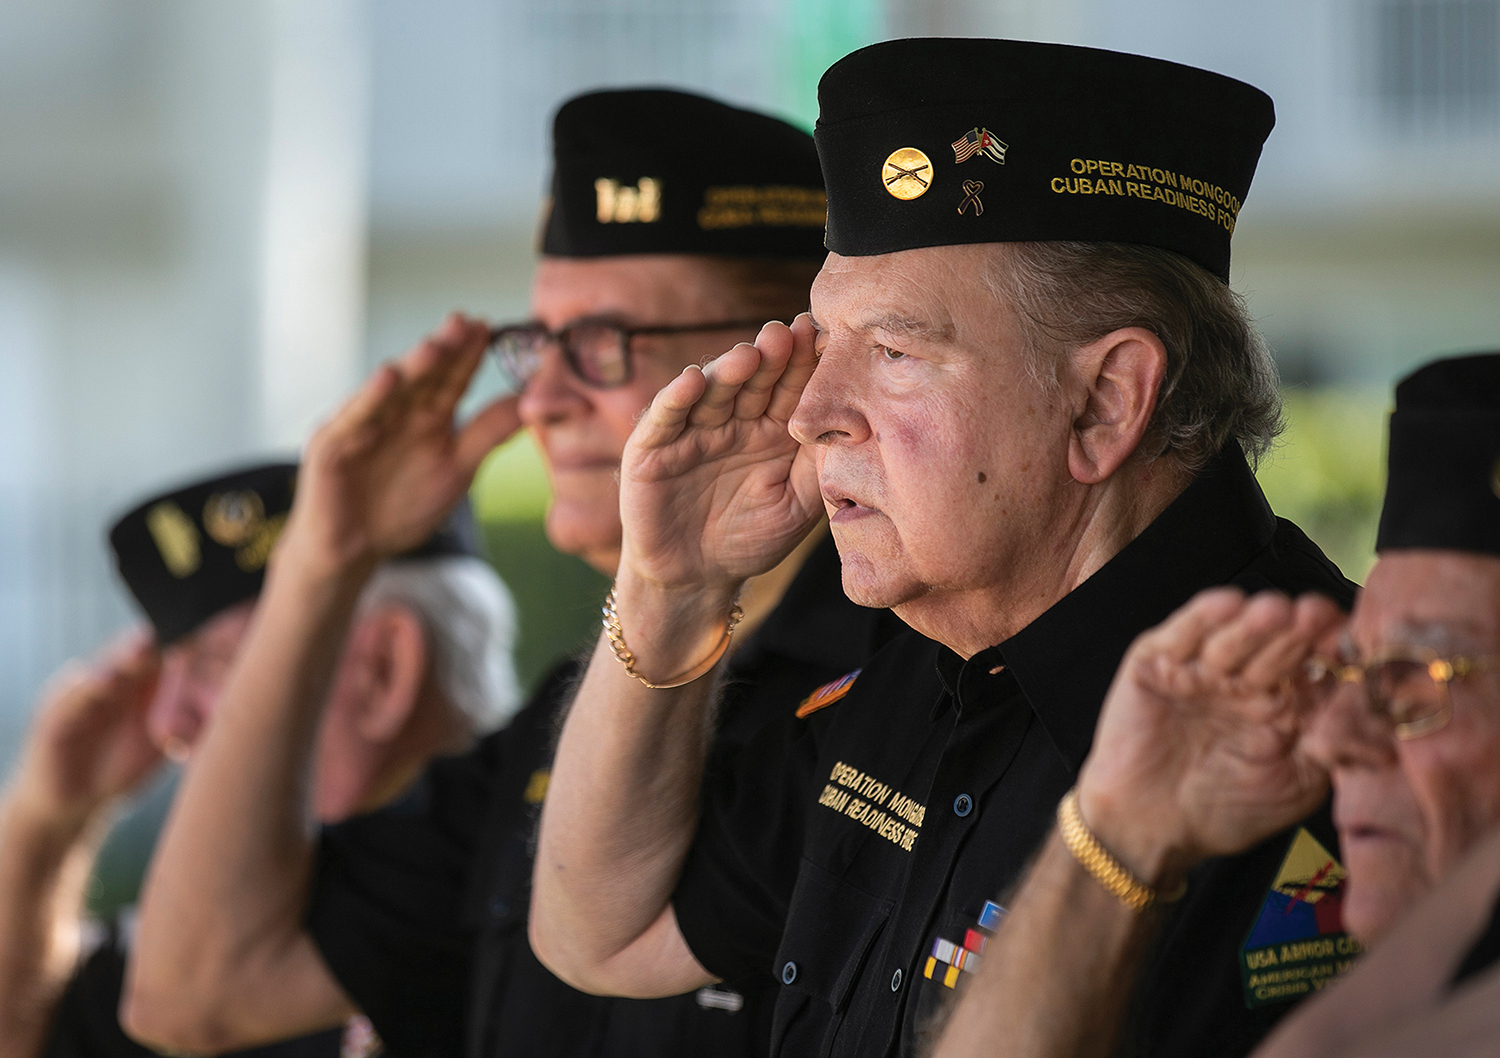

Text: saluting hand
xmin=284 ymin=314 xmax=520 ymax=574
xmin=1076 ymin=588 xmax=1345 ymax=887
xmin=12 ymin=631 xmax=163 ymax=834
xmin=618 ymin=315 xmax=824 ymax=593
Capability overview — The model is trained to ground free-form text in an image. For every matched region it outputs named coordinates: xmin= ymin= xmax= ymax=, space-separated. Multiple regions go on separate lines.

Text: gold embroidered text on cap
xmin=882 ymin=147 xmax=933 ymax=201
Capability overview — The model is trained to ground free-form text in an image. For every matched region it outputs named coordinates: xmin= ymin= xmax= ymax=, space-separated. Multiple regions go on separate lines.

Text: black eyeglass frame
xmin=1303 ymin=648 xmax=1499 ymax=740
xmin=487 ymin=316 xmax=771 ymax=390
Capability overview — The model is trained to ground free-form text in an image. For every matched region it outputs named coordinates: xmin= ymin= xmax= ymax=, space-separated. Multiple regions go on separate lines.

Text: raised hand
xmin=286 ymin=314 xmax=521 ymax=572
xmin=619 ymin=314 xmax=824 ymax=592
xmin=13 ymin=631 xmax=164 ymax=832
xmin=1077 ymin=588 xmax=1346 ymax=885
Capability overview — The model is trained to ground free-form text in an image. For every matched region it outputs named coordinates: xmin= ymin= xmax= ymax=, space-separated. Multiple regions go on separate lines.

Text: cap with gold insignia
xmin=813 ymin=38 xmax=1276 ymax=282
xmin=109 ymin=463 xmax=484 ymax=644
xmin=1377 ymin=351 xmax=1500 ymax=557
xmin=539 ymin=88 xmax=827 ymax=260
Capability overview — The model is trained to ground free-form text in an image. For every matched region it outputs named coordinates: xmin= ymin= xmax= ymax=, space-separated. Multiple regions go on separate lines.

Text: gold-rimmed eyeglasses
xmin=1303 ymin=649 xmax=1498 ymax=740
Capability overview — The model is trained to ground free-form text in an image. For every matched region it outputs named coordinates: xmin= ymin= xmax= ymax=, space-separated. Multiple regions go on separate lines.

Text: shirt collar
xmin=995 ymin=446 xmax=1277 ymax=773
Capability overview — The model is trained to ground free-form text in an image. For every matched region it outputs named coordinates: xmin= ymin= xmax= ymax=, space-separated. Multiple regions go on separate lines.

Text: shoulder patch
xmin=796 ymin=669 xmax=861 ymax=719
xmin=1239 ymin=827 xmax=1362 ymax=1009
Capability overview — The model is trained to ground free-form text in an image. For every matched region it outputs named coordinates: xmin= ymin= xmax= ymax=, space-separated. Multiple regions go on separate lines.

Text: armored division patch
xmin=1239 ymin=828 xmax=1361 ymax=1008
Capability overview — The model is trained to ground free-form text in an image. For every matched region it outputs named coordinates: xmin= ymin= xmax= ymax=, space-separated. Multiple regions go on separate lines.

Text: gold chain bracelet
xmin=1057 ymin=788 xmax=1187 ymax=912
xmin=602 ymin=586 xmax=744 ymax=690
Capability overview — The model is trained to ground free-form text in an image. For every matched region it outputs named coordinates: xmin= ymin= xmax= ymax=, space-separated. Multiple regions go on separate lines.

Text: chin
xmin=543 ymin=502 xmax=620 ymax=563
xmin=836 ymin=551 xmax=922 ymax=610
xmin=1341 ymin=872 xmax=1423 ymax=946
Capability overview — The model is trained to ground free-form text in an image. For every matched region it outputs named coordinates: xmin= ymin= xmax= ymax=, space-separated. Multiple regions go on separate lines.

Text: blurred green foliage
xmin=775 ymin=0 xmax=884 ymax=129
xmin=1255 ymin=389 xmax=1389 ymax=583
xmin=471 ymin=433 xmax=610 ymax=691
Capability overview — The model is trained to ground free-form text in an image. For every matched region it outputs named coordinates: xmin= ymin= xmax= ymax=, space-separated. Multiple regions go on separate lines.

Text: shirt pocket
xmin=769 ymin=857 xmax=893 ymax=1058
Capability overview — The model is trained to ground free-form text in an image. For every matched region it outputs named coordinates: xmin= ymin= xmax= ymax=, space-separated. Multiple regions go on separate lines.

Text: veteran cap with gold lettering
xmin=540 ymin=88 xmax=827 ymax=260
xmin=814 ymin=38 xmax=1276 ymax=282
xmin=109 ymin=463 xmax=484 ymax=643
xmin=1377 ymin=352 xmax=1500 ymax=557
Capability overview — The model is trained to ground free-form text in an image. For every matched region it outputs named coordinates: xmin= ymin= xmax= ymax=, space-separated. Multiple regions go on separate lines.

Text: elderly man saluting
xmin=530 ymin=38 xmax=1354 ymax=1058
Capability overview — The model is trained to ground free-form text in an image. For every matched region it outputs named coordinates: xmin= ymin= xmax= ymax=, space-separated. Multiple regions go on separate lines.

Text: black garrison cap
xmin=110 ymin=464 xmax=482 ymax=644
xmin=814 ymin=38 xmax=1276 ymax=282
xmin=539 ymin=88 xmax=828 ymax=260
xmin=1377 ymin=352 xmax=1500 ymax=557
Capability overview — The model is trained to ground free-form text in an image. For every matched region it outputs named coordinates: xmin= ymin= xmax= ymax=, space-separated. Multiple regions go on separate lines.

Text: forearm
xmin=933 ymin=834 xmax=1161 ymax=1058
xmin=531 ymin=571 xmax=735 ymax=995
xmin=0 ymin=794 xmax=102 ymax=1058
xmin=128 ymin=544 xmax=368 ymax=1044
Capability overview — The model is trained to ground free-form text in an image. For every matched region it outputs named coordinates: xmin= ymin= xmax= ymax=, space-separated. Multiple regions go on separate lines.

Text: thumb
xmin=456 ymin=393 xmax=523 ymax=476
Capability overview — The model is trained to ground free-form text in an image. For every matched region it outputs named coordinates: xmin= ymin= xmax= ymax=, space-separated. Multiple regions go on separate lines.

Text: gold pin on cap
xmin=882 ymin=147 xmax=933 ymax=200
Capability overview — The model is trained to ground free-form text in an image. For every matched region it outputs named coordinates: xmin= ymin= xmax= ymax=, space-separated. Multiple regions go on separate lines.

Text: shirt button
xmin=782 ymin=961 xmax=798 ymax=985
xmin=954 ymin=793 xmax=973 ymax=817
xmin=890 ymin=968 xmax=903 ymax=992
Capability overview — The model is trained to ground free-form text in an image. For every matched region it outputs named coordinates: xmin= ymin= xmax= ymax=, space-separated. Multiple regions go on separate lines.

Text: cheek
xmin=1402 ymin=734 xmax=1500 ymax=875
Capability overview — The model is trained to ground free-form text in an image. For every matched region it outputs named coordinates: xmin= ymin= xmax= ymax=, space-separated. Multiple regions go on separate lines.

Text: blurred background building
xmin=1 ymin=0 xmax=1497 ymax=909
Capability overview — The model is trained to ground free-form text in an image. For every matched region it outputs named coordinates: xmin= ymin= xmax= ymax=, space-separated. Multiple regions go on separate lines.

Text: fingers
xmin=687 ymin=343 xmax=763 ymax=429
xmin=632 ymin=365 xmax=709 ymax=450
xmin=731 ymin=322 xmax=795 ymax=422
xmin=1198 ymin=591 xmax=1295 ymax=678
xmin=456 ymin=393 xmax=523 ymax=476
xmin=766 ymin=313 xmax=819 ymax=424
xmin=1132 ymin=587 xmax=1247 ymax=670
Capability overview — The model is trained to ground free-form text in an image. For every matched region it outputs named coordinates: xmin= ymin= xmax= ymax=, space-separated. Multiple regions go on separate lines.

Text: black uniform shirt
xmin=671 ymin=448 xmax=1357 ymax=1058
xmin=307 ymin=535 xmax=906 ymax=1057
xmin=1452 ymin=893 xmax=1500 ymax=985
xmin=42 ymin=918 xmax=343 ymax=1058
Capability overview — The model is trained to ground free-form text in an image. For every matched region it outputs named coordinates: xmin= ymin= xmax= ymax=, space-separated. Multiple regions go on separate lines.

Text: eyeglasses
xmin=487 ymin=317 xmax=769 ymax=390
xmin=1303 ymin=649 xmax=1498 ymax=740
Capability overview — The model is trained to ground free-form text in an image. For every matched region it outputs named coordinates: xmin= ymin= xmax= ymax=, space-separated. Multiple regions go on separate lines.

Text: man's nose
xmin=788 ymin=345 xmax=870 ymax=448
xmin=145 ymin=664 xmax=206 ymax=762
xmin=517 ymin=346 xmax=589 ymax=427
xmin=1301 ymin=681 xmax=1398 ymax=773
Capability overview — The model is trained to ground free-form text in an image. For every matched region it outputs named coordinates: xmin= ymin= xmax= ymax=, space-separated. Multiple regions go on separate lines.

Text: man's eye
xmin=879 ymin=345 xmax=905 ymax=361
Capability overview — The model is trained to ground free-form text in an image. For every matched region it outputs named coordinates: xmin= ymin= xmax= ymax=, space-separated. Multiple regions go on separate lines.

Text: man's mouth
xmin=824 ymin=489 xmax=878 ymax=524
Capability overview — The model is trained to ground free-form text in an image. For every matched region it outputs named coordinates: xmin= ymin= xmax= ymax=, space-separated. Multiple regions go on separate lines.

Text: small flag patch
xmin=796 ymin=670 xmax=861 ymax=718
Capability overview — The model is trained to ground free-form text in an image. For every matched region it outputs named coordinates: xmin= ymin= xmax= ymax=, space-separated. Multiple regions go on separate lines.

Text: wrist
xmin=608 ymin=567 xmax=744 ymax=686
xmin=1074 ymin=783 xmax=1193 ymax=893
xmin=266 ymin=525 xmax=379 ymax=596
xmin=0 ymin=786 xmax=97 ymax=858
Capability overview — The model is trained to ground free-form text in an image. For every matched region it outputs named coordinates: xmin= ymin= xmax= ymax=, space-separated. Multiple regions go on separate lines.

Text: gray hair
xmin=986 ymin=241 xmax=1283 ymax=472
xmin=357 ymin=555 xmax=522 ymax=735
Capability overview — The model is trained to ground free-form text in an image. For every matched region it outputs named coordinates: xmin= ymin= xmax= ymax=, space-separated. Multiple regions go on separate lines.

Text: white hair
xmin=356 ymin=555 xmax=523 ymax=735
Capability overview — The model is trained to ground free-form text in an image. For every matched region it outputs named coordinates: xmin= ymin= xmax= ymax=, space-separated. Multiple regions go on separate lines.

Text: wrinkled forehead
xmin=1353 ymin=550 xmax=1500 ymax=652
xmin=809 ymin=245 xmax=1006 ymax=341
xmin=530 ymin=254 xmax=749 ymax=325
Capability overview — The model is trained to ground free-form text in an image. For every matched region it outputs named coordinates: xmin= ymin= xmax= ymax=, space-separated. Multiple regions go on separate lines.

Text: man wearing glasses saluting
xmin=933 ymin=351 xmax=1500 ymax=1058
xmin=126 ymin=89 xmax=903 ymax=1058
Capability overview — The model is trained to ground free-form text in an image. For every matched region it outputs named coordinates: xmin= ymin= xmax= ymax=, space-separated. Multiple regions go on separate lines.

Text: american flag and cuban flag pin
xmin=951 ymin=127 xmax=1008 ymax=166
xmin=924 ymin=900 xmax=1007 ymax=988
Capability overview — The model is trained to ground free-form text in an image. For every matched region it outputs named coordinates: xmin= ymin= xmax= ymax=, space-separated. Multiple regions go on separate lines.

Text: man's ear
xmin=1066 ymin=326 xmax=1167 ymax=485
xmin=349 ymin=604 xmax=428 ymax=744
